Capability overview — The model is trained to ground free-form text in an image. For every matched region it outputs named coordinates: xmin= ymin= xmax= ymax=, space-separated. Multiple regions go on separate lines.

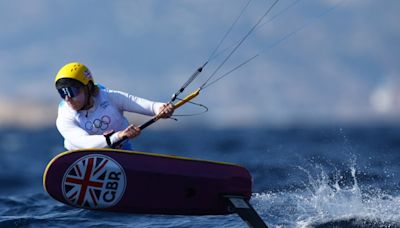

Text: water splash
xmin=251 ymin=164 xmax=400 ymax=227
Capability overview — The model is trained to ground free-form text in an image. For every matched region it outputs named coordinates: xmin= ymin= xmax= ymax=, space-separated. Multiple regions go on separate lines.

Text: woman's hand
xmin=118 ymin=124 xmax=141 ymax=139
xmin=158 ymin=103 xmax=175 ymax=119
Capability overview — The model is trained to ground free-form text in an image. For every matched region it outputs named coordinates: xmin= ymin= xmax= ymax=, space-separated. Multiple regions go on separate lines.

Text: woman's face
xmin=64 ymin=87 xmax=86 ymax=110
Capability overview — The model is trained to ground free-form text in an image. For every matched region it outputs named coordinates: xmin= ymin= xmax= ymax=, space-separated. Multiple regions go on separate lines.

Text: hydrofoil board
xmin=43 ymin=149 xmax=252 ymax=215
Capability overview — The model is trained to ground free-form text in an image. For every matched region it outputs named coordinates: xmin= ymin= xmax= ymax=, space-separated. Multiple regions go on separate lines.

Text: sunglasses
xmin=57 ymin=86 xmax=82 ymax=99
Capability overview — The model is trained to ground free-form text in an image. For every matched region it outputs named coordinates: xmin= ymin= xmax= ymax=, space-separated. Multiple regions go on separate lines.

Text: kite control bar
xmin=139 ymin=88 xmax=200 ymax=130
xmin=112 ymin=89 xmax=201 ymax=148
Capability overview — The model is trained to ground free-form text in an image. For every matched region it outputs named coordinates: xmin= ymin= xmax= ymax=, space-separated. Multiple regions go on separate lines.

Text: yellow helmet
xmin=54 ymin=62 xmax=94 ymax=86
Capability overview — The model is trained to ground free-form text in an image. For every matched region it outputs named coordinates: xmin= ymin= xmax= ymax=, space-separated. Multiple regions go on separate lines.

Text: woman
xmin=55 ymin=62 xmax=174 ymax=150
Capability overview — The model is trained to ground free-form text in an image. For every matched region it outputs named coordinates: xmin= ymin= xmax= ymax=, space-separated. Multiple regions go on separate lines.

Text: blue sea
xmin=1 ymin=126 xmax=400 ymax=227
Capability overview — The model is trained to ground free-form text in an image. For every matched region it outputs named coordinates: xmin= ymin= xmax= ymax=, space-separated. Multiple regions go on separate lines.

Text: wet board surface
xmin=43 ymin=149 xmax=252 ymax=215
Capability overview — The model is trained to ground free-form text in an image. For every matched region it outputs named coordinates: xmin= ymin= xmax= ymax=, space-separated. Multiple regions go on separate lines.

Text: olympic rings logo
xmin=85 ymin=115 xmax=111 ymax=133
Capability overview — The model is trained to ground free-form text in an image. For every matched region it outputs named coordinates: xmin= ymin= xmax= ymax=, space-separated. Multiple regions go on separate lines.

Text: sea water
xmin=1 ymin=126 xmax=400 ymax=227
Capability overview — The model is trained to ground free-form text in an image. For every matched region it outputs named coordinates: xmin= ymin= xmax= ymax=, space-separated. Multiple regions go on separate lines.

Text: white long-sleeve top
xmin=56 ymin=85 xmax=164 ymax=150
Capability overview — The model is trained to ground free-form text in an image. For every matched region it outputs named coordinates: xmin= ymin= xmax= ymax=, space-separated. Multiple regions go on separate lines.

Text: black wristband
xmin=103 ymin=130 xmax=115 ymax=147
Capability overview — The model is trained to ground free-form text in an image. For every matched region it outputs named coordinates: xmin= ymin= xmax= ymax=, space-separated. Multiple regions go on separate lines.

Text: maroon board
xmin=43 ymin=149 xmax=252 ymax=215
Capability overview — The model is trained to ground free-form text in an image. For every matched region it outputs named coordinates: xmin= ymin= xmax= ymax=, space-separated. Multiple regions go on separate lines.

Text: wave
xmin=251 ymin=164 xmax=400 ymax=227
xmin=311 ymin=217 xmax=400 ymax=228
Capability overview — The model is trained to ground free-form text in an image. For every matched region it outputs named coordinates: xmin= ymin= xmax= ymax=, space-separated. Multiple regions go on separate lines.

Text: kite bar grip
xmin=140 ymin=88 xmax=200 ymax=130
xmin=174 ymin=88 xmax=200 ymax=109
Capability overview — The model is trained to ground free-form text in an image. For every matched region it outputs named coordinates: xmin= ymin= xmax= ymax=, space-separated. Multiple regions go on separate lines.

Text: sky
xmin=0 ymin=0 xmax=399 ymax=128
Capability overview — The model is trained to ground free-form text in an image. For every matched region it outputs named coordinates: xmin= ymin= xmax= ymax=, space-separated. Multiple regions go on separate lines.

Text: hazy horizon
xmin=1 ymin=0 xmax=399 ymax=129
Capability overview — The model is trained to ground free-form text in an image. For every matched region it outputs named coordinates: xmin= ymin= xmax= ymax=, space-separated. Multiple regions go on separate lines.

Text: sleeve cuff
xmin=109 ymin=132 xmax=122 ymax=146
xmin=152 ymin=102 xmax=165 ymax=115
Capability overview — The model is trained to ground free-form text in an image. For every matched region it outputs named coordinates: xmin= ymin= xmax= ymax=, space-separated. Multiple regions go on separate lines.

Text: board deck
xmin=43 ymin=149 xmax=252 ymax=215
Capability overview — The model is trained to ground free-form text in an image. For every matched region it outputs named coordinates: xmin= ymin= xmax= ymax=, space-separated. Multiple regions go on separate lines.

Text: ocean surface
xmin=1 ymin=126 xmax=400 ymax=227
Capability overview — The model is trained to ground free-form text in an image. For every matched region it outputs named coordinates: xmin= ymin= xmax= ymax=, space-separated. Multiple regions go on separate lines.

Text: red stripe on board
xmin=93 ymin=160 xmax=108 ymax=176
xmin=75 ymin=165 xmax=82 ymax=177
xmin=74 ymin=158 xmax=104 ymax=206
xmin=89 ymin=189 xmax=98 ymax=207
xmin=66 ymin=177 xmax=103 ymax=187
